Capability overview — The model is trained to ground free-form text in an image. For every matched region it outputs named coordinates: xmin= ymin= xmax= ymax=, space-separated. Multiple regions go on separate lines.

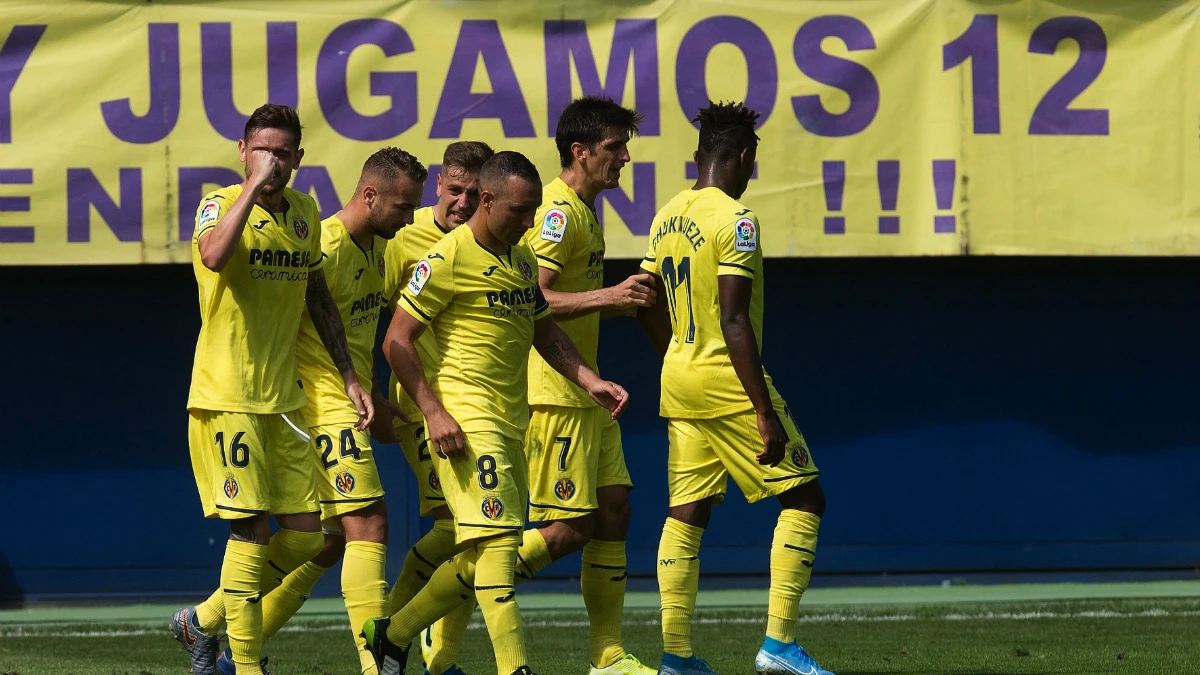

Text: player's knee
xmin=668 ymin=499 xmax=713 ymax=529
xmin=342 ymin=502 xmax=389 ymax=544
xmin=230 ymin=514 xmax=271 ymax=545
xmin=780 ymin=480 xmax=826 ymax=518
xmin=599 ymin=490 xmax=632 ymax=533
xmin=568 ymin=516 xmax=596 ymax=549
xmin=312 ymin=534 xmax=346 ymax=567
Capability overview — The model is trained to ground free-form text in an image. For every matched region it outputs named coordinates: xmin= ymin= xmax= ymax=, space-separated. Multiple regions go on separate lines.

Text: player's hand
xmin=755 ymin=410 xmax=788 ymax=467
xmin=248 ymin=149 xmax=279 ymax=191
xmin=587 ymin=380 xmax=630 ymax=420
xmin=426 ymin=407 xmax=466 ymax=460
xmin=368 ymin=393 xmax=408 ymax=444
xmin=607 ymin=273 xmax=658 ymax=312
xmin=346 ymin=381 xmax=375 ymax=431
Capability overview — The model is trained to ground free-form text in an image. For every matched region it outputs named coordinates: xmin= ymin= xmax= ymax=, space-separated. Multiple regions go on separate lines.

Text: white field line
xmin=4 ymin=608 xmax=1199 ymax=638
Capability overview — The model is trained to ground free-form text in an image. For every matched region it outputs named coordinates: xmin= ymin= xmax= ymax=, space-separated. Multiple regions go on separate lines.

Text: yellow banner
xmin=0 ymin=0 xmax=1195 ymax=264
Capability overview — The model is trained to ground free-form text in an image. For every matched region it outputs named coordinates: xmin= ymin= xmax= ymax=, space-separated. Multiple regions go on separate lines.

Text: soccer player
xmin=257 ymin=147 xmax=426 ymax=675
xmin=517 ymin=95 xmax=656 ymax=675
xmin=378 ymin=140 xmax=494 ymax=675
xmin=363 ymin=151 xmax=630 ymax=675
xmin=636 ymin=102 xmax=834 ymax=675
xmin=170 ymin=104 xmax=375 ymax=675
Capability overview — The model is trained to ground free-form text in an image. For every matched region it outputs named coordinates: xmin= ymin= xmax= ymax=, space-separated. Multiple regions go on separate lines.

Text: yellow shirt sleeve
xmin=193 ymin=191 xmax=231 ymax=243
xmin=640 ymin=228 xmax=659 ymax=275
xmin=532 ymin=283 xmax=551 ymax=321
xmin=306 ymin=201 xmax=325 ymax=272
xmin=715 ymin=209 xmax=760 ymax=279
xmin=398 ymin=243 xmax=455 ymax=325
xmin=528 ymin=202 xmax=579 ymax=274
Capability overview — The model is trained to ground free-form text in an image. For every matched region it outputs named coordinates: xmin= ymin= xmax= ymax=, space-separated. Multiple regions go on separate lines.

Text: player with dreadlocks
xmin=636 ymin=101 xmax=835 ymax=675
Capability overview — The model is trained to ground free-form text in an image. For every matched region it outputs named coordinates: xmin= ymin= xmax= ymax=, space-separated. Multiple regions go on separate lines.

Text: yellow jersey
xmin=383 ymin=207 xmax=453 ymax=418
xmin=640 ymin=187 xmax=779 ymax=419
xmin=523 ymin=178 xmax=605 ymax=408
xmin=295 ymin=215 xmax=386 ymax=426
xmin=188 ymin=184 xmax=323 ymax=414
xmin=398 ymin=223 xmax=551 ymax=440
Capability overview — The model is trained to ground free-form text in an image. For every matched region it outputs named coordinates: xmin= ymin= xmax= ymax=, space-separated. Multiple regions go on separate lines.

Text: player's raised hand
xmin=755 ymin=410 xmax=788 ymax=467
xmin=346 ymin=381 xmax=375 ymax=431
xmin=368 ymin=393 xmax=408 ymax=444
xmin=587 ymin=379 xmax=630 ymax=420
xmin=247 ymin=149 xmax=278 ymax=190
xmin=608 ymin=272 xmax=658 ymax=312
xmin=426 ymin=407 xmax=466 ymax=460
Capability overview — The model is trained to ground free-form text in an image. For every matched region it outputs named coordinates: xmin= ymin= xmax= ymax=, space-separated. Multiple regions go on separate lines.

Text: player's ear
xmin=435 ymin=172 xmax=444 ymax=199
xmin=362 ymin=184 xmax=377 ymax=208
xmin=237 ymin=138 xmax=247 ymax=163
xmin=572 ymin=141 xmax=587 ymax=165
xmin=293 ymin=147 xmax=305 ymax=169
xmin=480 ymin=189 xmax=495 ymax=212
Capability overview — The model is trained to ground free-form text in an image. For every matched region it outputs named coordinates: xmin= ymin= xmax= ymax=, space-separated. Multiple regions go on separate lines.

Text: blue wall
xmin=2 ymin=257 xmax=1198 ymax=600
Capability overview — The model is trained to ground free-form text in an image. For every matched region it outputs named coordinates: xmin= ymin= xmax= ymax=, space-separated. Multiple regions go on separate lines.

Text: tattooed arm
xmin=532 ymin=316 xmax=630 ymax=419
xmin=306 ymin=268 xmax=375 ymax=429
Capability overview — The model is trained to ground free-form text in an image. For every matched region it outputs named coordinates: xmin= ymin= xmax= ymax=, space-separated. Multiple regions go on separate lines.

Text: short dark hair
xmin=360 ymin=147 xmax=428 ymax=190
xmin=479 ymin=151 xmax=541 ymax=195
xmin=244 ymin=103 xmax=302 ymax=147
xmin=693 ymin=101 xmax=761 ymax=164
xmin=442 ymin=141 xmax=494 ymax=174
xmin=555 ymin=95 xmax=643 ymax=168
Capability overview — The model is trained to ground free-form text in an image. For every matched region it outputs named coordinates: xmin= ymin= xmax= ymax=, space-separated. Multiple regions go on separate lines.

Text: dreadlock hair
xmin=692 ymin=101 xmax=761 ymax=165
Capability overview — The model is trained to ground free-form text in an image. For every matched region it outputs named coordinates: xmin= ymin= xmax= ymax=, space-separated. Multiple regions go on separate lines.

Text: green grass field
xmin=2 ymin=582 xmax=1197 ymax=674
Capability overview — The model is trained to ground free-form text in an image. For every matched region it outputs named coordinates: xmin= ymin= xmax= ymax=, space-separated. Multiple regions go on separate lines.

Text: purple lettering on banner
xmin=943 ymin=15 xmax=1000 ymax=135
xmin=1028 ymin=17 xmax=1109 ymax=136
xmin=932 ymin=159 xmax=955 ymax=233
xmin=822 ymin=160 xmax=845 ymax=235
xmin=0 ymin=25 xmax=45 ymax=144
xmin=66 ymin=168 xmax=143 ymax=242
xmin=201 ymin=22 xmax=299 ymax=141
xmin=178 ymin=166 xmax=241 ymax=241
xmin=431 ymin=20 xmax=535 ymax=139
xmin=422 ymin=164 xmax=441 ymax=208
xmin=792 ymin=16 xmax=879 ymax=137
xmin=292 ymin=166 xmax=341 ymax=219
xmin=598 ymin=162 xmax=654 ymax=236
xmin=544 ymin=19 xmax=660 ymax=135
xmin=877 ymin=160 xmax=899 ymax=234
xmin=317 ymin=19 xmax=418 ymax=141
xmin=0 ymin=168 xmax=33 ymax=242
xmin=687 ymin=161 xmax=757 ymax=180
xmin=100 ymin=24 xmax=180 ymax=144
xmin=675 ymin=16 xmax=776 ymax=127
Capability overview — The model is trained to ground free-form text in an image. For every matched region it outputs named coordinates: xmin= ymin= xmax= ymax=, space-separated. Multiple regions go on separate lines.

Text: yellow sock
xmin=766 ymin=510 xmax=820 ymax=643
xmin=342 ymin=541 xmax=388 ymax=675
xmin=658 ymin=518 xmax=703 ymax=658
xmin=426 ymin=596 xmax=476 ymax=675
xmin=261 ymin=528 xmax=324 ymax=594
xmin=473 ymin=534 xmax=526 ymax=675
xmin=581 ymin=539 xmax=628 ymax=668
xmin=386 ymin=548 xmax=477 ymax=646
xmin=514 ymin=528 xmax=552 ymax=582
xmin=194 ymin=589 xmax=225 ymax=635
xmin=261 ymin=560 xmax=326 ymax=640
xmin=389 ymin=518 xmax=457 ymax=614
xmin=222 ymin=539 xmax=267 ymax=675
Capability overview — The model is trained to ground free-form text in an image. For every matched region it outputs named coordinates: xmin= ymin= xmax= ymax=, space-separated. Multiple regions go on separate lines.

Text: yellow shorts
xmin=394 ymin=417 xmax=447 ymax=517
xmin=433 ymin=429 xmax=527 ymax=545
xmin=308 ymin=423 xmax=385 ymax=521
xmin=526 ymin=405 xmax=632 ymax=522
xmin=188 ymin=409 xmax=319 ymax=519
xmin=667 ymin=400 xmax=819 ymax=507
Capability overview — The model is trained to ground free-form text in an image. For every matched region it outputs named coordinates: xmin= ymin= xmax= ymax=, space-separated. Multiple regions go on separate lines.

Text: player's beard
xmin=258 ymin=170 xmax=290 ymax=195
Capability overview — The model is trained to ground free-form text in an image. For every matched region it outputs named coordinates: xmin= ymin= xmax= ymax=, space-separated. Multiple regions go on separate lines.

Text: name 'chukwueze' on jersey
xmin=640 ymin=186 xmax=781 ymax=419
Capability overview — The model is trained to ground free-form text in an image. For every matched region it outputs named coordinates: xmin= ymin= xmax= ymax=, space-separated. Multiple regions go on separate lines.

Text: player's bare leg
xmin=755 ymin=480 xmax=833 ymax=675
